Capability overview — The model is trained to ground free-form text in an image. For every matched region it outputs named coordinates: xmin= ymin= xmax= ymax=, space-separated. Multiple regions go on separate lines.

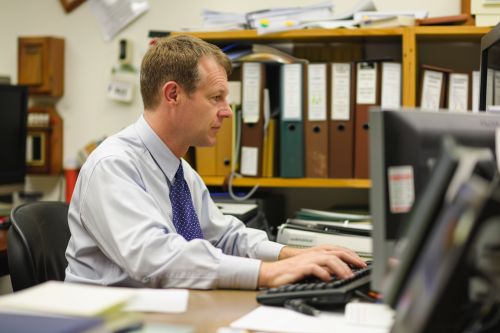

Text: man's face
xmin=178 ymin=56 xmax=232 ymax=147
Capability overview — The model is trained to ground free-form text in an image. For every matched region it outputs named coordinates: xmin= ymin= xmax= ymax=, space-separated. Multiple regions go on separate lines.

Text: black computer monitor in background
xmin=369 ymin=108 xmax=500 ymax=293
xmin=479 ymin=22 xmax=500 ymax=111
xmin=0 ymin=84 xmax=28 ymax=199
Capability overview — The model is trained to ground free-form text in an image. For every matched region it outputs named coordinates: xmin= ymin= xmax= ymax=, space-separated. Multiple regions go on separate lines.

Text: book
xmin=0 ymin=312 xmax=106 ymax=333
xmin=415 ymin=14 xmax=469 ymax=26
xmin=0 ymin=281 xmax=134 ymax=318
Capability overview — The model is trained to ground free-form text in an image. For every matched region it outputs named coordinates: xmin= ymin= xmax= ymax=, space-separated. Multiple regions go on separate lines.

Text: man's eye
xmin=213 ymin=96 xmax=222 ymax=101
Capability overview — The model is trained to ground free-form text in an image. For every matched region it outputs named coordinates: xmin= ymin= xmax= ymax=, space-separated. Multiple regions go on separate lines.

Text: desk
xmin=142 ymin=290 xmax=259 ymax=333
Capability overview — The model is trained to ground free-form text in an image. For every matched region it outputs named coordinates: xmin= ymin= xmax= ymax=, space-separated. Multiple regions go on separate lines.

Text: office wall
xmin=0 ymin=0 xmax=460 ymax=199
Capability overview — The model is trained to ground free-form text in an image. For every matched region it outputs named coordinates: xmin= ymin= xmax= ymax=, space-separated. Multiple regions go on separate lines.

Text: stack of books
xmin=277 ymin=208 xmax=372 ymax=258
xmin=0 ymin=281 xmax=138 ymax=333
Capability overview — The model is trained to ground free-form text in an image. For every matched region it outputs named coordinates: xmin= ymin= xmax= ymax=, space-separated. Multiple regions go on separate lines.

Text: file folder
xmin=329 ymin=62 xmax=354 ymax=178
xmin=447 ymin=72 xmax=470 ymax=112
xmin=354 ymin=61 xmax=381 ymax=179
xmin=419 ymin=64 xmax=452 ymax=110
xmin=240 ymin=62 xmax=265 ymax=177
xmin=305 ymin=63 xmax=329 ymax=178
xmin=280 ymin=63 xmax=305 ymax=178
xmin=380 ymin=62 xmax=402 ymax=108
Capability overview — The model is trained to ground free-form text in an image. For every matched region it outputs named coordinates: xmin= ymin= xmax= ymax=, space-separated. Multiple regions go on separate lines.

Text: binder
xmin=215 ymin=111 xmax=233 ymax=176
xmin=240 ymin=62 xmax=265 ymax=177
xmin=329 ymin=62 xmax=355 ymax=179
xmin=305 ymin=63 xmax=329 ymax=178
xmin=213 ymin=80 xmax=241 ymax=176
xmin=196 ymin=81 xmax=241 ymax=177
xmin=280 ymin=63 xmax=305 ymax=178
xmin=447 ymin=72 xmax=470 ymax=112
xmin=380 ymin=62 xmax=402 ymax=108
xmin=354 ymin=61 xmax=381 ymax=179
xmin=419 ymin=64 xmax=452 ymax=110
xmin=195 ymin=146 xmax=217 ymax=176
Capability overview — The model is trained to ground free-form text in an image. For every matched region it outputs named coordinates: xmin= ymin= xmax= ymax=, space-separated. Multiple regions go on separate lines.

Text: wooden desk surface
xmin=142 ymin=290 xmax=259 ymax=333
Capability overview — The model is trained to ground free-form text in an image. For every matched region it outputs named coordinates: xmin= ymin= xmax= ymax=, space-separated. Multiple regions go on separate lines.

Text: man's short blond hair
xmin=140 ymin=35 xmax=232 ymax=110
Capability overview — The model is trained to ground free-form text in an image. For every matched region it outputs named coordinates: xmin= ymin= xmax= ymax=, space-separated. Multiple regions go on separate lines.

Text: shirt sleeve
xmin=185 ymin=163 xmax=285 ymax=262
xmin=79 ymin=155 xmax=264 ymax=290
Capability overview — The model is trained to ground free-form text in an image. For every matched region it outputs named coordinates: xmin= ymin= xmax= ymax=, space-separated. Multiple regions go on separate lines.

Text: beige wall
xmin=0 ymin=0 xmax=460 ymax=199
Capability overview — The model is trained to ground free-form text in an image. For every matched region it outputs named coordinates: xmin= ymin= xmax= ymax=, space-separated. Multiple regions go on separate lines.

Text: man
xmin=65 ymin=35 xmax=366 ymax=289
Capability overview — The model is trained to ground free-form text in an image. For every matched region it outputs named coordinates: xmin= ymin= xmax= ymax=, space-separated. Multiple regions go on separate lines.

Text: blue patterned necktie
xmin=169 ymin=163 xmax=204 ymax=241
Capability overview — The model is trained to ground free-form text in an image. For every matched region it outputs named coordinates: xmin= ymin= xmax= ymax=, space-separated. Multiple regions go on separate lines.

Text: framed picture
xmin=59 ymin=0 xmax=86 ymax=13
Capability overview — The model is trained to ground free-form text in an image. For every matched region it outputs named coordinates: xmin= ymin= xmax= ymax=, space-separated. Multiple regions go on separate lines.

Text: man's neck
xmin=143 ymin=110 xmax=188 ymax=158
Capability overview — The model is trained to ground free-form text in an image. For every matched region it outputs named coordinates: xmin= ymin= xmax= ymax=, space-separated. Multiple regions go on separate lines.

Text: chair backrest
xmin=7 ymin=201 xmax=70 ymax=291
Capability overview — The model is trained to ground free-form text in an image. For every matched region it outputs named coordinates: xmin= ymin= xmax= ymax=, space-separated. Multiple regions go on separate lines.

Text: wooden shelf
xmin=173 ymin=28 xmax=405 ymax=41
xmin=202 ymin=176 xmax=371 ymax=189
xmin=173 ymin=26 xmax=491 ymax=191
xmin=173 ymin=26 xmax=490 ymax=41
xmin=414 ymin=26 xmax=490 ymax=36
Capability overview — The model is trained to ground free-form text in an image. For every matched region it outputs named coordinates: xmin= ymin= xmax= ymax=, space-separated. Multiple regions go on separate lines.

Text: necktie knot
xmin=175 ymin=163 xmax=184 ymax=180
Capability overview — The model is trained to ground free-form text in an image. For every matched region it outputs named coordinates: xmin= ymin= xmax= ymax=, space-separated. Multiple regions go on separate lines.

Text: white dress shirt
xmin=65 ymin=115 xmax=284 ymax=289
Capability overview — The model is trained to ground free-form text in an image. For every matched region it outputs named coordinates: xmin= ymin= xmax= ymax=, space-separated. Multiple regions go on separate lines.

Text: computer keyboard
xmin=256 ymin=264 xmax=372 ymax=307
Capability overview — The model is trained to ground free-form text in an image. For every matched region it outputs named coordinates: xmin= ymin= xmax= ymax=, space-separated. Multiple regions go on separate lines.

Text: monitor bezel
xmin=479 ymin=22 xmax=500 ymax=111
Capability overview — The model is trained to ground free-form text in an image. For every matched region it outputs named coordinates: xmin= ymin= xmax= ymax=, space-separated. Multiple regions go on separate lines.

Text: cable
xmin=227 ymin=171 xmax=259 ymax=201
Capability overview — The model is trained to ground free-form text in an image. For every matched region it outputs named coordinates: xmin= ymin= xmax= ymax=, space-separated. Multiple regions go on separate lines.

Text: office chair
xmin=7 ymin=201 xmax=70 ymax=291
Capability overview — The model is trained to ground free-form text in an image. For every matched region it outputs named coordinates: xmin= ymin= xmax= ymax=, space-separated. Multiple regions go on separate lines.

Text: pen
xmin=284 ymin=299 xmax=321 ymax=317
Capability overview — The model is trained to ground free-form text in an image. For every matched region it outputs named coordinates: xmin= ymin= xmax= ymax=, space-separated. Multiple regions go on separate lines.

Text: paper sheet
xmin=88 ymin=0 xmax=150 ymax=42
xmin=230 ymin=305 xmax=389 ymax=333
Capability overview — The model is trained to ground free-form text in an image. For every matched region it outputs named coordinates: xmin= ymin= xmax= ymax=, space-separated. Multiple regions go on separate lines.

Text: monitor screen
xmin=479 ymin=22 xmax=500 ymax=111
xmin=390 ymin=175 xmax=500 ymax=333
xmin=0 ymin=84 xmax=28 ymax=195
xmin=369 ymin=108 xmax=500 ymax=292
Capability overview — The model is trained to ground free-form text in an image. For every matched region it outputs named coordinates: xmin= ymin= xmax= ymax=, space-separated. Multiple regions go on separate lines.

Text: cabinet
xmin=172 ymin=26 xmax=490 ymax=190
xmin=26 ymin=107 xmax=63 ymax=175
xmin=18 ymin=37 xmax=64 ymax=97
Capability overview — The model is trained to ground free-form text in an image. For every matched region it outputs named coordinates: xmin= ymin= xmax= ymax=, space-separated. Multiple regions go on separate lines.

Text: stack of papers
xmin=354 ymin=10 xmax=428 ymax=28
xmin=246 ymin=1 xmax=335 ymax=35
xmin=296 ymin=208 xmax=371 ymax=222
xmin=0 ymin=281 xmax=190 ymax=332
xmin=277 ymin=208 xmax=373 ymax=256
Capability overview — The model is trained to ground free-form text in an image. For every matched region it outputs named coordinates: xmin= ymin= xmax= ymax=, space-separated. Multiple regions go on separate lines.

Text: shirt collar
xmin=134 ymin=114 xmax=180 ymax=183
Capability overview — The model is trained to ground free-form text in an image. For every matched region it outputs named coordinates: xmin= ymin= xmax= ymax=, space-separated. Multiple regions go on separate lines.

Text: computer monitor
xmin=0 ymin=84 xmax=28 ymax=198
xmin=382 ymin=137 xmax=495 ymax=307
xmin=390 ymin=175 xmax=500 ymax=333
xmin=369 ymin=108 xmax=500 ymax=293
xmin=479 ymin=22 xmax=500 ymax=111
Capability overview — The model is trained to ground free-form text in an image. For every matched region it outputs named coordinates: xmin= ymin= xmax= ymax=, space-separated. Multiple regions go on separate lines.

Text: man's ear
xmin=162 ymin=81 xmax=179 ymax=104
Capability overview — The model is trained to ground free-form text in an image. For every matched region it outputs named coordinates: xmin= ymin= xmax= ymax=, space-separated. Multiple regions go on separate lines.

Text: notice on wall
xmin=88 ymin=0 xmax=150 ymax=42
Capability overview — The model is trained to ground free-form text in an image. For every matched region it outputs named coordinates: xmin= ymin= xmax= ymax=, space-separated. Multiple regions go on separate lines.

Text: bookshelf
xmin=202 ymin=176 xmax=370 ymax=189
xmin=172 ymin=26 xmax=490 ymax=189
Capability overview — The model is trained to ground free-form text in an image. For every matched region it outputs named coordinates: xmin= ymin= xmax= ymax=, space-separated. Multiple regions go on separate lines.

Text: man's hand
xmin=258 ymin=245 xmax=367 ymax=288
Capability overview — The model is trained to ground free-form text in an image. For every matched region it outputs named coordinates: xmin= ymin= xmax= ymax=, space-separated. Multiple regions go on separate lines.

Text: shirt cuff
xmin=217 ymin=254 xmax=261 ymax=290
xmin=255 ymin=240 xmax=285 ymax=262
